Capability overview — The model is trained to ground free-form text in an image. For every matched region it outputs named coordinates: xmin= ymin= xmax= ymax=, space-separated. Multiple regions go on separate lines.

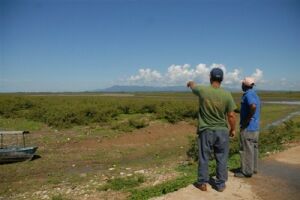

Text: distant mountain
xmin=96 ymin=85 xmax=190 ymax=92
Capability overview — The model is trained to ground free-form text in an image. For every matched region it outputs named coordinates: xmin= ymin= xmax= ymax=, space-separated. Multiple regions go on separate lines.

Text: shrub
xmin=186 ymin=136 xmax=198 ymax=161
xmin=129 ymin=117 xmax=149 ymax=129
xmin=141 ymin=104 xmax=157 ymax=113
xmin=111 ymin=121 xmax=134 ymax=132
xmin=52 ymin=194 xmax=70 ymax=200
xmin=0 ymin=95 xmax=198 ymax=129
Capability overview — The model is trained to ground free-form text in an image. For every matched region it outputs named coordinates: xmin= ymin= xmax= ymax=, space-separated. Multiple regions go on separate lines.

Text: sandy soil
xmin=271 ymin=145 xmax=300 ymax=165
xmin=249 ymin=144 xmax=300 ymax=200
xmin=151 ymin=172 xmax=261 ymax=200
xmin=152 ymin=144 xmax=300 ymax=200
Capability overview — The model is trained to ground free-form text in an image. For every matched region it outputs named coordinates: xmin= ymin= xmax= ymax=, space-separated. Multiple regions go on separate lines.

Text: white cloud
xmin=194 ymin=64 xmax=210 ymax=83
xmin=223 ymin=69 xmax=241 ymax=85
xmin=128 ymin=68 xmax=162 ymax=84
xmin=250 ymin=68 xmax=264 ymax=83
xmin=166 ymin=64 xmax=194 ymax=84
xmin=126 ymin=64 xmax=264 ymax=88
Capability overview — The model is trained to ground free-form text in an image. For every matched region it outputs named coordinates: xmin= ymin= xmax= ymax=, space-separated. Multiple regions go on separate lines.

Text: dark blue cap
xmin=210 ymin=68 xmax=223 ymax=81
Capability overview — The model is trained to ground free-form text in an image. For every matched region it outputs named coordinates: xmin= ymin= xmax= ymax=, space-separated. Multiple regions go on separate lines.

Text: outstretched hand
xmin=187 ymin=81 xmax=196 ymax=89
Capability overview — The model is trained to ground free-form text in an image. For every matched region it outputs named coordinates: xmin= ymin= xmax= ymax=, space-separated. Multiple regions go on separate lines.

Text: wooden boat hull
xmin=0 ymin=147 xmax=38 ymax=164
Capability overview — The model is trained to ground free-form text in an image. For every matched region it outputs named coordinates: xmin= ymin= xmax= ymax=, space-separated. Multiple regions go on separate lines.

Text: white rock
xmin=134 ymin=170 xmax=145 ymax=174
xmin=35 ymin=191 xmax=42 ymax=195
xmin=66 ymin=189 xmax=72 ymax=194
xmin=41 ymin=194 xmax=49 ymax=200
xmin=152 ymin=180 xmax=160 ymax=186
xmin=108 ymin=168 xmax=115 ymax=171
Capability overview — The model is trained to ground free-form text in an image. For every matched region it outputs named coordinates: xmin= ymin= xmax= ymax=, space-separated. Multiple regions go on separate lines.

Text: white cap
xmin=242 ymin=77 xmax=255 ymax=86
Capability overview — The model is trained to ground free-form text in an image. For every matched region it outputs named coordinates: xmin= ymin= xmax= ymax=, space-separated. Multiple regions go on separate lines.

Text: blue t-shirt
xmin=240 ymin=89 xmax=261 ymax=132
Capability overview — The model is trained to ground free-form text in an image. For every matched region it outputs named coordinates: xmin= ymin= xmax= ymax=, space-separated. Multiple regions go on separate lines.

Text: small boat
xmin=0 ymin=131 xmax=38 ymax=164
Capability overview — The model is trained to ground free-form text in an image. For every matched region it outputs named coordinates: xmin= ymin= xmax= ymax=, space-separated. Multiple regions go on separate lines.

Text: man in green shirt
xmin=187 ymin=68 xmax=236 ymax=192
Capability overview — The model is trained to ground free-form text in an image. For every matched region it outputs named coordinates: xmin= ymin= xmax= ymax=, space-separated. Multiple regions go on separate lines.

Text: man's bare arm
xmin=227 ymin=111 xmax=236 ymax=137
xmin=241 ymin=104 xmax=256 ymax=129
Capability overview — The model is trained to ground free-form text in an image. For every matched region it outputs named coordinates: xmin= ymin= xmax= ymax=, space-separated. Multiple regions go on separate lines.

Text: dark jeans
xmin=239 ymin=129 xmax=259 ymax=176
xmin=197 ymin=129 xmax=229 ymax=189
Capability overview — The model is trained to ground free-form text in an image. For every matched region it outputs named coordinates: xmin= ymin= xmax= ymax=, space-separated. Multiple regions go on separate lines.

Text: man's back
xmin=241 ymin=89 xmax=261 ymax=131
xmin=192 ymin=85 xmax=236 ymax=131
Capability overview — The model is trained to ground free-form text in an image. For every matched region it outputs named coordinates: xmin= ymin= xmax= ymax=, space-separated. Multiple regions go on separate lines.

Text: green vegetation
xmin=0 ymin=117 xmax=44 ymax=131
xmin=0 ymin=92 xmax=300 ymax=200
xmin=259 ymin=120 xmax=300 ymax=154
xmin=51 ymin=194 xmax=70 ymax=200
xmin=0 ymin=95 xmax=197 ymax=129
xmin=128 ymin=118 xmax=300 ymax=199
xmin=129 ymin=174 xmax=193 ymax=200
xmin=98 ymin=175 xmax=145 ymax=191
xmin=1 ymin=92 xmax=299 ymax=130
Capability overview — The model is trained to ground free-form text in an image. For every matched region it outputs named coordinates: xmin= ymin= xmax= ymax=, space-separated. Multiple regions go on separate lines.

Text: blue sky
xmin=1 ymin=0 xmax=300 ymax=92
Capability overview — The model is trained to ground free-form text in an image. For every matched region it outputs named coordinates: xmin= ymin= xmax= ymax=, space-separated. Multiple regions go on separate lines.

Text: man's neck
xmin=211 ymin=81 xmax=221 ymax=88
xmin=243 ymin=88 xmax=252 ymax=93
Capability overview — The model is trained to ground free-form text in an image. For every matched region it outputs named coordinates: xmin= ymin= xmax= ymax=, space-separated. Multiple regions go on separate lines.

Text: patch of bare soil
xmin=248 ymin=144 xmax=300 ymax=200
xmin=152 ymin=172 xmax=261 ymax=200
xmin=0 ymin=121 xmax=196 ymax=200
xmin=269 ymin=143 xmax=300 ymax=165
xmin=152 ymin=144 xmax=300 ymax=200
xmin=64 ymin=121 xmax=195 ymax=150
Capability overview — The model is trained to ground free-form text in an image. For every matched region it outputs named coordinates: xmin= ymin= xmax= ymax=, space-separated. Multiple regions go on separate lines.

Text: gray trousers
xmin=239 ymin=129 xmax=259 ymax=176
xmin=197 ymin=129 xmax=229 ymax=189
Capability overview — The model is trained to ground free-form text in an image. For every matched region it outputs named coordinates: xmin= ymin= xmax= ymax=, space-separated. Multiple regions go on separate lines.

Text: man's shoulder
xmin=194 ymin=85 xmax=209 ymax=92
xmin=245 ymin=90 xmax=258 ymax=98
xmin=245 ymin=90 xmax=260 ymax=103
xmin=219 ymin=88 xmax=232 ymax=96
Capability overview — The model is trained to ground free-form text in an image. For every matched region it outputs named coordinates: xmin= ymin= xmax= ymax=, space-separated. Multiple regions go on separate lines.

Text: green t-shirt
xmin=192 ymin=85 xmax=237 ymax=132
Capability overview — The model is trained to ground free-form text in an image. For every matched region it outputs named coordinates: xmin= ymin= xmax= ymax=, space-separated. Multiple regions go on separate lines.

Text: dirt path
xmin=249 ymin=144 xmax=300 ymax=200
xmin=152 ymin=144 xmax=300 ymax=200
xmin=270 ymin=144 xmax=300 ymax=165
xmin=152 ymin=172 xmax=261 ymax=200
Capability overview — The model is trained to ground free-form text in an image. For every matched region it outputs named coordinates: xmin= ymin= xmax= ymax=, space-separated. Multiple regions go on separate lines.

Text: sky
xmin=1 ymin=0 xmax=300 ymax=92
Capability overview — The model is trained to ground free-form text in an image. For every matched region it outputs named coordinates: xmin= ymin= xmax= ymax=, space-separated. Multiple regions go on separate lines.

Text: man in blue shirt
xmin=235 ymin=77 xmax=261 ymax=178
